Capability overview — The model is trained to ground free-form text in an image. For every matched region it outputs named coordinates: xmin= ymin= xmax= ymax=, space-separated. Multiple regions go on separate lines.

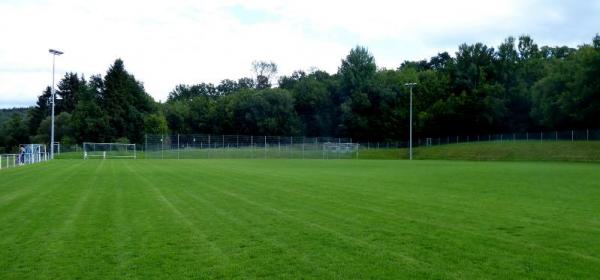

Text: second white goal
xmin=83 ymin=142 xmax=136 ymax=159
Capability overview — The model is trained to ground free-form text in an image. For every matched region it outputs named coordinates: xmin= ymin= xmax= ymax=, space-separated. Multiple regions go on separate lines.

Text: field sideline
xmin=1 ymin=159 xmax=599 ymax=278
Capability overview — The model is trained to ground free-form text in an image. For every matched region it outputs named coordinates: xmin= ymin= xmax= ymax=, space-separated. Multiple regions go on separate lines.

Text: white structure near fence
xmin=0 ymin=144 xmax=48 ymax=170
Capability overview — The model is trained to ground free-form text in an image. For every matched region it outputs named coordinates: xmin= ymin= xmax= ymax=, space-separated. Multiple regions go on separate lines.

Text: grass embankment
xmin=361 ymin=141 xmax=600 ymax=162
xmin=1 ymin=159 xmax=600 ymax=278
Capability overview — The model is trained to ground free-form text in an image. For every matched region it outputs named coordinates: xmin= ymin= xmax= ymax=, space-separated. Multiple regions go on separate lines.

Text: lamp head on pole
xmin=404 ymin=82 xmax=417 ymax=87
xmin=49 ymin=49 xmax=64 ymax=55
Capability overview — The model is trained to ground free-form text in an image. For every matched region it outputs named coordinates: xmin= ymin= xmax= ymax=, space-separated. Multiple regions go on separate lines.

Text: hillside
xmin=359 ymin=141 xmax=600 ymax=162
xmin=0 ymin=107 xmax=30 ymax=124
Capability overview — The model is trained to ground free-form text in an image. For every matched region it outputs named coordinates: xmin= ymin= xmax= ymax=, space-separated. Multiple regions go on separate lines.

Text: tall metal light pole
xmin=404 ymin=83 xmax=417 ymax=160
xmin=49 ymin=49 xmax=64 ymax=160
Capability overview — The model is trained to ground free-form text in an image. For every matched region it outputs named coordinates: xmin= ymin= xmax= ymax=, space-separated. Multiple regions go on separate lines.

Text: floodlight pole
xmin=404 ymin=83 xmax=417 ymax=160
xmin=49 ymin=49 xmax=63 ymax=160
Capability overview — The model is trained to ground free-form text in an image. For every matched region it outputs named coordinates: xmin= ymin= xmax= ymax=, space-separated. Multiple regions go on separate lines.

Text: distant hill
xmin=0 ymin=107 xmax=31 ymax=125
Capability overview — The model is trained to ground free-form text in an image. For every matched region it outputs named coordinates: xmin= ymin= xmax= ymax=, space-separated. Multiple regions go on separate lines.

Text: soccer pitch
xmin=1 ymin=160 xmax=599 ymax=278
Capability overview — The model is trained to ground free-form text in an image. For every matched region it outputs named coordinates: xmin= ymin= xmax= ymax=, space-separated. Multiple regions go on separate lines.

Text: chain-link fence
xmin=21 ymin=128 xmax=599 ymax=161
xmin=144 ymin=134 xmax=359 ymax=160
xmin=356 ymin=128 xmax=600 ymax=149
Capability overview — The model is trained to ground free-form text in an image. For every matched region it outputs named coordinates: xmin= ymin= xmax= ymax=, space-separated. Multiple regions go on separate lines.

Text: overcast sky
xmin=0 ymin=0 xmax=598 ymax=108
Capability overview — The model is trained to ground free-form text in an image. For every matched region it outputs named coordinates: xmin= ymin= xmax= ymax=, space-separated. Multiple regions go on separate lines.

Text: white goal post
xmin=322 ymin=142 xmax=360 ymax=159
xmin=83 ymin=142 xmax=136 ymax=159
xmin=323 ymin=142 xmax=359 ymax=153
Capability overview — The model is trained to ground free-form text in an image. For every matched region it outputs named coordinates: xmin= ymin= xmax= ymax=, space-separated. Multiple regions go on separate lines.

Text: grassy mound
xmin=360 ymin=141 xmax=600 ymax=162
xmin=414 ymin=141 xmax=600 ymax=162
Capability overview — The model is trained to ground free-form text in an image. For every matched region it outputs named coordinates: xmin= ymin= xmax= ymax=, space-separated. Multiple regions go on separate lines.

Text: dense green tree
xmin=33 ymin=112 xmax=73 ymax=144
xmin=227 ymin=89 xmax=300 ymax=135
xmin=339 ymin=46 xmax=377 ymax=95
xmin=237 ymin=77 xmax=255 ymax=90
xmin=217 ymin=79 xmax=239 ymax=95
xmin=70 ymin=84 xmax=110 ymax=143
xmin=1 ymin=113 xmax=29 ymax=152
xmin=164 ymin=101 xmax=190 ymax=134
xmin=144 ymin=113 xmax=169 ymax=134
xmin=337 ymin=46 xmax=378 ymax=138
xmin=167 ymin=83 xmax=218 ymax=102
xmin=27 ymin=87 xmax=52 ymax=136
xmin=289 ymin=73 xmax=334 ymax=136
xmin=56 ymin=72 xmax=86 ymax=113
xmin=531 ymin=44 xmax=600 ymax=129
xmin=102 ymin=59 xmax=155 ymax=143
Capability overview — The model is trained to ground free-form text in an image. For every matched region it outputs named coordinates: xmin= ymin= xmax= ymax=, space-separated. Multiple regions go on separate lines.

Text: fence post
xmin=587 ymin=129 xmax=590 ymax=141
xmin=251 ymin=136 xmax=254 ymax=158
xmin=555 ymin=131 xmax=558 ymax=141
xmin=526 ymin=132 xmax=528 ymax=141
xmin=338 ymin=138 xmax=341 ymax=159
xmin=177 ymin=134 xmax=180 ymax=160
xmin=315 ymin=138 xmax=318 ymax=160
xmin=290 ymin=137 xmax=293 ymax=158
xmin=513 ymin=133 xmax=516 ymax=141
xmin=540 ymin=131 xmax=543 ymax=143
xmin=264 ymin=136 xmax=267 ymax=159
xmin=302 ymin=137 xmax=305 ymax=159
xmin=572 ymin=130 xmax=574 ymax=142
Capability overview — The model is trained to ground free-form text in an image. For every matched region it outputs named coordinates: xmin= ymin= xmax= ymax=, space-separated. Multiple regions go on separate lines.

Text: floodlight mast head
xmin=49 ymin=49 xmax=64 ymax=55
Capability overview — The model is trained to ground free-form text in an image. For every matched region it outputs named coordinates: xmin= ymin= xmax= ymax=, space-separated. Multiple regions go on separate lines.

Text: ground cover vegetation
xmin=1 ymin=159 xmax=599 ymax=278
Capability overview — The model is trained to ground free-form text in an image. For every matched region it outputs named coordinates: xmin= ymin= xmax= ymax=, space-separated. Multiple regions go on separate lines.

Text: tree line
xmin=1 ymin=34 xmax=599 ymax=152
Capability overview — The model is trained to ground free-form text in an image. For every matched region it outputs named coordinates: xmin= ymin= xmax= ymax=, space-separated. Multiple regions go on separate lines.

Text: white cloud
xmin=0 ymin=0 xmax=598 ymax=108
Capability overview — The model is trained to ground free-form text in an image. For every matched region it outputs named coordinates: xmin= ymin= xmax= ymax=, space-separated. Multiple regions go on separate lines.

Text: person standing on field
xmin=19 ymin=146 xmax=25 ymax=165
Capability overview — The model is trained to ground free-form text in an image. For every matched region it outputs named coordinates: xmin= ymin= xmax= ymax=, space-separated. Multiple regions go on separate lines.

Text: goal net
xmin=322 ymin=142 xmax=359 ymax=159
xmin=83 ymin=142 xmax=136 ymax=159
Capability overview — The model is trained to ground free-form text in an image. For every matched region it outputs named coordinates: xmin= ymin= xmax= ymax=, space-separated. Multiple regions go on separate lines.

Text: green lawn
xmin=1 ymin=159 xmax=599 ymax=279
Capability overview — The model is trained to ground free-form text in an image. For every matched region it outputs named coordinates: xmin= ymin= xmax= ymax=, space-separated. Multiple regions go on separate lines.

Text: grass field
xmin=1 ymin=159 xmax=600 ymax=278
